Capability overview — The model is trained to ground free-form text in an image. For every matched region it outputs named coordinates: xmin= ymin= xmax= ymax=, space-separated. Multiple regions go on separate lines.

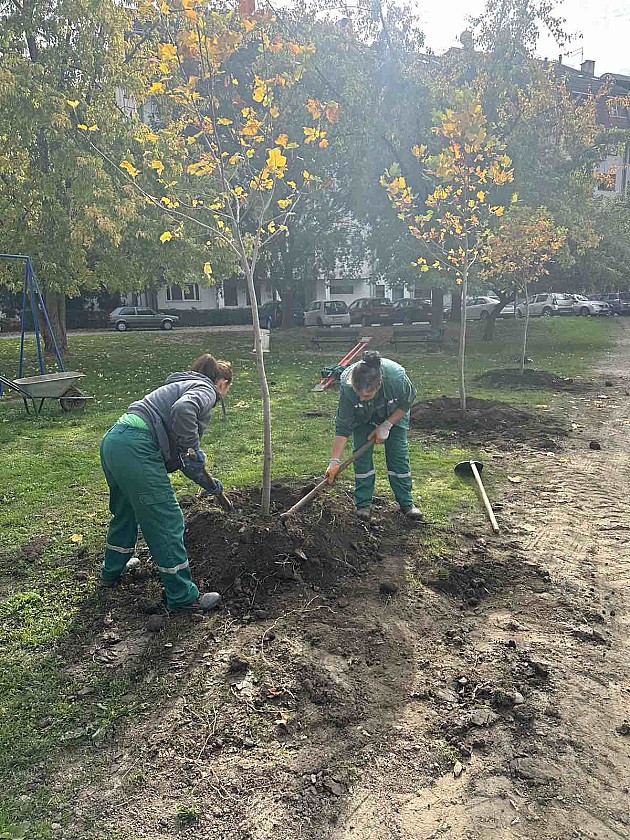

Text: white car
xmin=465 ymin=296 xmax=501 ymax=320
xmin=516 ymin=293 xmax=575 ymax=317
xmin=571 ymin=295 xmax=611 ymax=316
xmin=304 ymin=300 xmax=351 ymax=327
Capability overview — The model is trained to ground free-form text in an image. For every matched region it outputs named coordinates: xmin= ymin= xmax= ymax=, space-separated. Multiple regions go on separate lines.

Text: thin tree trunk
xmin=520 ymin=281 xmax=530 ymax=375
xmin=242 ymin=260 xmax=272 ymax=515
xmin=458 ymin=266 xmax=468 ymax=417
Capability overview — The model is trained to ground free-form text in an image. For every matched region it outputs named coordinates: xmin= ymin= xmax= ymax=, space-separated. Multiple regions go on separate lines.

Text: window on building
xmin=223 ymin=277 xmax=238 ymax=307
xmin=413 ymin=287 xmax=428 ymax=299
xmin=183 ymin=283 xmax=200 ymax=301
xmin=374 ymin=285 xmax=386 ymax=299
xmin=329 ymin=283 xmax=354 ymax=295
xmin=166 ymin=284 xmax=200 ymax=302
xmin=392 ymin=285 xmax=404 ymax=301
xmin=166 ymin=286 xmax=182 ymax=302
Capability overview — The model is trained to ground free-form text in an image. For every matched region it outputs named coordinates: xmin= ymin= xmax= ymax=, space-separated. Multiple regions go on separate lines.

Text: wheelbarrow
xmin=0 ymin=372 xmax=93 ymax=415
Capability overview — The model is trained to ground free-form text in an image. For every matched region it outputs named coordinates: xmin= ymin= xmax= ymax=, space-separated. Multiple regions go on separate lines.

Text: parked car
xmin=258 ymin=300 xmax=305 ymax=329
xmin=108 ymin=306 xmax=179 ymax=331
xmin=591 ymin=293 xmax=630 ymax=315
xmin=570 ymin=294 xmax=612 ymax=316
xmin=465 ymin=296 xmax=501 ymax=321
xmin=392 ymin=298 xmax=431 ymax=324
xmin=303 ymin=299 xmax=351 ymax=328
xmin=516 ymin=293 xmax=575 ymax=318
xmin=348 ymin=297 xmax=395 ymax=326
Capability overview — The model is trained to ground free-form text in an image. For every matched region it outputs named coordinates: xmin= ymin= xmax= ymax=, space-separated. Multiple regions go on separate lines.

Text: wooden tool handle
xmin=280 ymin=439 xmax=375 ymax=520
xmin=470 ymin=461 xmax=499 ymax=534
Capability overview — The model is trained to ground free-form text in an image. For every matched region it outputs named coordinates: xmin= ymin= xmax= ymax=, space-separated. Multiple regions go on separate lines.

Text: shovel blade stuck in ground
xmin=455 ymin=459 xmax=499 ymax=534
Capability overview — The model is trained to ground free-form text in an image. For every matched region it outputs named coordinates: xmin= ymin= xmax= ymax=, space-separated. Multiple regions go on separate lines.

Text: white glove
xmin=375 ymin=420 xmax=393 ymax=442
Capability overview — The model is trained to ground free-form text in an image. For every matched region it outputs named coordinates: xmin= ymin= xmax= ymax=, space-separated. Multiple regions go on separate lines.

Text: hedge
xmin=162 ymin=307 xmax=253 ymax=326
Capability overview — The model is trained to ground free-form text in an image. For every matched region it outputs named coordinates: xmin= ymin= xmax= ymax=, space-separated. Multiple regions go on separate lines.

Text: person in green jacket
xmin=99 ymin=353 xmax=232 ymax=612
xmin=325 ymin=350 xmax=422 ymax=521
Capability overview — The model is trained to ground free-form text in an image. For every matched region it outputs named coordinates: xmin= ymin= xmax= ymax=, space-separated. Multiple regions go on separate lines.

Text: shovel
xmin=454 ymin=460 xmax=499 ymax=534
xmin=187 ymin=448 xmax=234 ymax=512
xmin=280 ymin=439 xmax=374 ymax=521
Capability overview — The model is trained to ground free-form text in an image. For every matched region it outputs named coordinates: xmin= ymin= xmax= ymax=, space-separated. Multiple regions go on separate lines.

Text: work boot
xmin=401 ymin=505 xmax=424 ymax=521
xmin=171 ymin=592 xmax=221 ymax=613
xmin=355 ymin=507 xmax=371 ymax=521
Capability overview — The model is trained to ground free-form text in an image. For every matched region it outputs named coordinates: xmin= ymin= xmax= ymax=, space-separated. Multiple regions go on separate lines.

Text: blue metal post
xmin=27 ymin=261 xmax=46 ymax=375
xmin=18 ymin=260 xmax=29 ymax=377
xmin=30 ymin=263 xmax=64 ymax=372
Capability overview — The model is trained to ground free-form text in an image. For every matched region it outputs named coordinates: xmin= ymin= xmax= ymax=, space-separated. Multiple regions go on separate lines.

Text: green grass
xmin=0 ymin=315 xmax=616 ymax=831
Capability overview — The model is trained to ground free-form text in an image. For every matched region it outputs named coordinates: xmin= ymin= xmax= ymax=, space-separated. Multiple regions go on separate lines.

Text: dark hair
xmin=190 ymin=353 xmax=233 ymax=383
xmin=351 ymin=350 xmax=382 ymax=393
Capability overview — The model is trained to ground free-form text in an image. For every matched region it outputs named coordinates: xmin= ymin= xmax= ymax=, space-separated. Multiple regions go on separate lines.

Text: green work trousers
xmin=352 ymin=422 xmax=414 ymax=511
xmin=99 ymin=424 xmax=198 ymax=608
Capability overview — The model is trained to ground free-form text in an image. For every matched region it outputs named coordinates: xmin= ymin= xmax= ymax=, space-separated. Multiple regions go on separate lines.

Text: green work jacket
xmin=335 ymin=358 xmax=417 ymax=437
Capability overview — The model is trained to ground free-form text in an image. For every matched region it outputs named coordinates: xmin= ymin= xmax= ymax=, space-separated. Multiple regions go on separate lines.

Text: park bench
xmin=310 ymin=328 xmax=363 ymax=350
xmin=389 ymin=324 xmax=445 ymax=351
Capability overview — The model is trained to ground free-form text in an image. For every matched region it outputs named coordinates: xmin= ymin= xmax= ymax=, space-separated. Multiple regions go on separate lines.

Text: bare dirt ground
xmin=55 ymin=326 xmax=629 ymax=840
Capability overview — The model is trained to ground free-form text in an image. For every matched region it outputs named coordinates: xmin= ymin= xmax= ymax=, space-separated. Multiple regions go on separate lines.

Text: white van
xmin=304 ymin=300 xmax=351 ymax=327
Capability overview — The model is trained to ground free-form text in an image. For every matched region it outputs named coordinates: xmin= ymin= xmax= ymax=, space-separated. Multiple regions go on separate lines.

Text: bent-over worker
xmin=325 ymin=350 xmax=422 ymax=521
xmin=99 ymin=352 xmax=232 ymax=612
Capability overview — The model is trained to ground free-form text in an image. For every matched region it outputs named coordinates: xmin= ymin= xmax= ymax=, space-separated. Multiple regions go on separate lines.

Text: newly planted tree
xmin=481 ymin=206 xmax=566 ymax=371
xmin=93 ymin=0 xmax=336 ymax=513
xmin=383 ymin=90 xmax=514 ymax=415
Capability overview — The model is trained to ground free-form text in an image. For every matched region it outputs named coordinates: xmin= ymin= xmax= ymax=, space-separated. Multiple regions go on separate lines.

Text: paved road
xmin=0 ymin=324 xmax=254 ymax=339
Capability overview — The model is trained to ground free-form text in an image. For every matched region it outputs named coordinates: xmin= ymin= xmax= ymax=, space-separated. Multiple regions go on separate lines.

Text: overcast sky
xmin=411 ymin=0 xmax=630 ymax=76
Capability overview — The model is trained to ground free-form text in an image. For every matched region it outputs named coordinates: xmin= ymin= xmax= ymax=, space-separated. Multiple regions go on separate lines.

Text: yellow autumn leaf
xmin=476 ymin=190 xmax=485 ymax=201
xmin=120 ymin=160 xmax=140 ymax=178
xmin=203 ymin=262 xmax=213 ymax=275
xmin=217 ymin=117 xmax=233 ymax=125
xmin=242 ymin=17 xmax=256 ymax=33
xmin=266 ymin=147 xmax=286 ymax=176
xmin=70 ymin=533 xmax=83 ymax=543
xmin=158 ymin=43 xmax=177 ymax=61
xmin=67 ymin=99 xmax=79 ymax=108
xmin=287 ymin=180 xmax=296 ymax=189
xmin=319 ymin=138 xmax=329 ymax=148
xmin=303 ymin=126 xmax=318 ymax=144
xmin=507 ymin=475 xmax=522 ymax=483
xmin=269 ymin=105 xmax=280 ymax=118
xmin=77 ymin=124 xmax=88 ymax=130
xmin=275 ymin=134 xmax=289 ymax=148
xmin=149 ymin=159 xmax=164 ymax=175
xmin=148 ymin=81 xmax=166 ymax=95
xmin=87 ymin=124 xmax=98 ymax=132
xmin=277 ymin=198 xmax=291 ymax=210
xmin=267 ymin=221 xmax=276 ymax=233
xmin=160 ymin=231 xmax=173 ymax=242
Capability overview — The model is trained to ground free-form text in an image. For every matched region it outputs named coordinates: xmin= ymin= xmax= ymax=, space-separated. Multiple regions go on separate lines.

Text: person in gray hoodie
xmin=99 ymin=353 xmax=232 ymax=612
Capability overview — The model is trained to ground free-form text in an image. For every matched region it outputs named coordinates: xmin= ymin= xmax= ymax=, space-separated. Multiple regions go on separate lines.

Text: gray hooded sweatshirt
xmin=127 ymin=372 xmax=218 ymax=472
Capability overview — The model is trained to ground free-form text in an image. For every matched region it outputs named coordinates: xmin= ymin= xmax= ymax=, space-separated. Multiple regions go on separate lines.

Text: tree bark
xmin=458 ymin=269 xmax=468 ymax=417
xmin=430 ymin=287 xmax=444 ymax=330
xmin=450 ymin=289 xmax=462 ymax=322
xmin=39 ymin=291 xmax=68 ymax=354
xmin=281 ymin=288 xmax=295 ymax=330
xmin=482 ymin=293 xmax=510 ymax=341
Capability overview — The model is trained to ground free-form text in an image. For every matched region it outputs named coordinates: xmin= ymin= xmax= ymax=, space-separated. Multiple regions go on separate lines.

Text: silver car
xmin=304 ymin=300 xmax=351 ymax=327
xmin=109 ymin=306 xmax=179 ymax=332
xmin=570 ymin=295 xmax=611 ymax=316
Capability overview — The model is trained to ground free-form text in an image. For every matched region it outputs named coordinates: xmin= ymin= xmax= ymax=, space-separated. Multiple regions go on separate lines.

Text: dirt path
xmin=61 ymin=326 xmax=629 ymax=840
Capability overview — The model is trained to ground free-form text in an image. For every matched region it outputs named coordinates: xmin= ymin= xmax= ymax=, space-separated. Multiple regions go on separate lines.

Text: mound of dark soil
xmin=410 ymin=396 xmax=568 ymax=449
xmin=476 ymin=368 xmax=581 ymax=391
xmin=183 ymin=482 xmax=401 ymax=615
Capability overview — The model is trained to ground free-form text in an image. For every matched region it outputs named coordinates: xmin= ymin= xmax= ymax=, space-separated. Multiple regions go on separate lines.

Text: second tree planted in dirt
xmin=481 ymin=205 xmax=567 ymax=372
xmin=383 ymin=90 xmax=514 ymax=415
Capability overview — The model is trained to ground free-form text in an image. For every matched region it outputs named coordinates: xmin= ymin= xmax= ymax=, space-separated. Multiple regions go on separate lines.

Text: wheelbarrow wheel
xmin=60 ymin=386 xmax=87 ymax=412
